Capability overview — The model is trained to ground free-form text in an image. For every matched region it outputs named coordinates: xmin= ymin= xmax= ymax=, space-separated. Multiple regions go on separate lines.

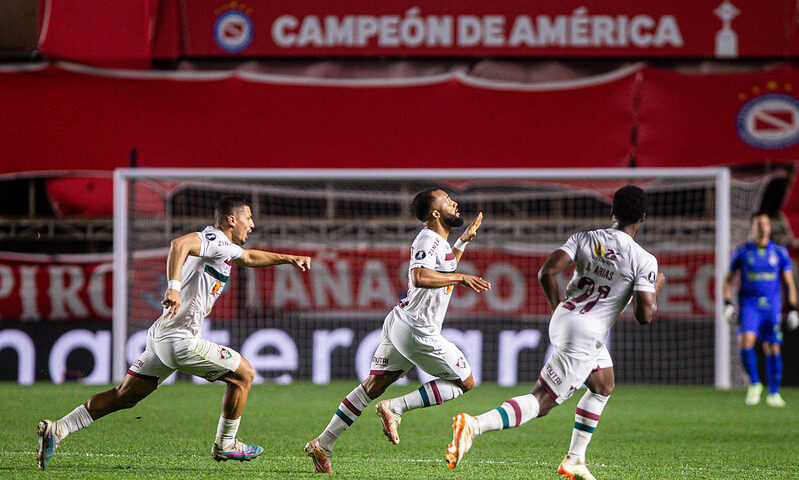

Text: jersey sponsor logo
xmin=415 ymin=250 xmax=426 ymax=260
xmin=544 ymin=363 xmax=562 ymax=386
xmin=214 ymin=7 xmax=254 ymax=53
xmin=205 ymin=233 xmax=217 ymax=241
xmin=769 ymin=254 xmax=778 ymax=266
xmin=736 ymin=93 xmax=799 ymax=149
xmin=593 ymin=243 xmax=606 ymax=257
xmin=372 ymin=356 xmax=388 ymax=367
xmin=648 ymin=271 xmax=656 ymax=283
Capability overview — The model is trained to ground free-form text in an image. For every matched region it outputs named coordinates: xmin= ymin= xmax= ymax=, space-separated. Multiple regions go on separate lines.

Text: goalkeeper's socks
xmin=739 ymin=347 xmax=760 ymax=384
xmin=55 ymin=404 xmax=93 ymax=441
xmin=473 ymin=394 xmax=539 ymax=435
xmin=765 ymin=354 xmax=782 ymax=394
xmin=215 ymin=415 xmax=240 ymax=450
xmin=318 ymin=384 xmax=371 ymax=452
xmin=568 ymin=392 xmax=610 ymax=462
xmin=388 ymin=380 xmax=463 ymax=414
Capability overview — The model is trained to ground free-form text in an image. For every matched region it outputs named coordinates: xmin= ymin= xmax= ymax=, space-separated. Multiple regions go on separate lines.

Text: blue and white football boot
xmin=36 ymin=420 xmax=59 ymax=470
xmin=211 ymin=439 xmax=264 ymax=462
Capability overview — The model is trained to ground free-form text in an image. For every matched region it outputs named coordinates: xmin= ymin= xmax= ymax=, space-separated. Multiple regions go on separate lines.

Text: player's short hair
xmin=612 ymin=185 xmax=647 ymax=224
xmin=412 ymin=188 xmax=441 ymax=222
xmin=215 ymin=196 xmax=248 ymax=226
xmin=750 ymin=211 xmax=770 ymax=223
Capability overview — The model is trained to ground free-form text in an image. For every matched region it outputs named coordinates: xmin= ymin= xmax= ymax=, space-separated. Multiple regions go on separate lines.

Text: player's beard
xmin=441 ymin=212 xmax=464 ymax=228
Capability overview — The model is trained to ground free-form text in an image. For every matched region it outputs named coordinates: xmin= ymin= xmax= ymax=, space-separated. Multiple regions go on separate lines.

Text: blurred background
xmin=0 ymin=1 xmax=797 ymax=390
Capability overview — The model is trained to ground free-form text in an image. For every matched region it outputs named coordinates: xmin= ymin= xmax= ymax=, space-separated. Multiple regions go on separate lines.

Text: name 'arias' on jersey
xmin=558 ymin=228 xmax=657 ymax=330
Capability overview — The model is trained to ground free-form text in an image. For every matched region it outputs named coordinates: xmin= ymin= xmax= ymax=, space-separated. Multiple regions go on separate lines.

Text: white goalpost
xmin=113 ymin=167 xmax=739 ymax=388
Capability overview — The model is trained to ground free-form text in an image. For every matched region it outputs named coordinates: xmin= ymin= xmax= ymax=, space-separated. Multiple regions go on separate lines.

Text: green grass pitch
xmin=2 ymin=382 xmax=797 ymax=479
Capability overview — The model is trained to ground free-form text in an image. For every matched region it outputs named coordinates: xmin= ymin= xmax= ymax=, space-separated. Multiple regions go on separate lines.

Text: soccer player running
xmin=304 ymin=188 xmax=491 ymax=474
xmin=36 ymin=196 xmax=311 ymax=470
xmin=722 ymin=212 xmax=798 ymax=407
xmin=445 ymin=186 xmax=665 ymax=480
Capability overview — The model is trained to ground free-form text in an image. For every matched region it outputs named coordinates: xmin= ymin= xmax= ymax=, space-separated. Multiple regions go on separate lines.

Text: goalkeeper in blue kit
xmin=723 ymin=213 xmax=797 ymax=407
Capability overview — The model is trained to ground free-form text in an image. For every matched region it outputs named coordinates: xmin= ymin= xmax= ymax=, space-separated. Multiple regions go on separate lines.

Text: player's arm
xmin=234 ymin=249 xmax=311 ymax=271
xmin=411 ymin=267 xmax=490 ymax=293
xmin=721 ymin=270 xmax=738 ymax=323
xmin=632 ymin=273 xmax=666 ymax=325
xmin=161 ymin=233 xmax=202 ymax=320
xmin=537 ymin=250 xmax=573 ymax=312
xmin=782 ymin=269 xmax=798 ymax=329
xmin=453 ymin=212 xmax=483 ymax=264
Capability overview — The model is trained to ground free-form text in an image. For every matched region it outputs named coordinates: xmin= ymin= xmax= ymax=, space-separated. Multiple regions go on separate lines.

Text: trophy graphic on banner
xmin=714 ymin=0 xmax=740 ymax=58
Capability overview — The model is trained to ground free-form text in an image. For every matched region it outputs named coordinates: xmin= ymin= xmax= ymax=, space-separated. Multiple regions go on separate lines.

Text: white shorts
xmin=370 ymin=311 xmax=471 ymax=382
xmin=128 ymin=334 xmax=242 ymax=384
xmin=539 ymin=311 xmax=613 ymax=403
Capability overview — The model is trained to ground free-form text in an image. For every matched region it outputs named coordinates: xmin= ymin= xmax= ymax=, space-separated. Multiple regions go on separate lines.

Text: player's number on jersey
xmin=562 ymin=276 xmax=611 ymax=314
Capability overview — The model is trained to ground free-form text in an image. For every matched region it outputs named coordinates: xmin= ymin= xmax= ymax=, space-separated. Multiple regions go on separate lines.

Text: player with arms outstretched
xmin=446 ymin=186 xmax=665 ymax=480
xmin=304 ymin=188 xmax=491 ymax=474
xmin=36 ymin=196 xmax=311 ymax=470
xmin=722 ymin=213 xmax=798 ymax=407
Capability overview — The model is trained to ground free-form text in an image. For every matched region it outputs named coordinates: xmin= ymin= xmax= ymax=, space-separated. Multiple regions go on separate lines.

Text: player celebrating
xmin=304 ymin=188 xmax=491 ymax=474
xmin=36 ymin=196 xmax=311 ymax=470
xmin=445 ymin=186 xmax=665 ymax=480
xmin=722 ymin=212 xmax=798 ymax=407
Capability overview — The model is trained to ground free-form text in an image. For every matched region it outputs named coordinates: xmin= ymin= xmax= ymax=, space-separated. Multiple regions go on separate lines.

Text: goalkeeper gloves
xmin=723 ymin=300 xmax=736 ymax=325
xmin=787 ymin=305 xmax=799 ymax=331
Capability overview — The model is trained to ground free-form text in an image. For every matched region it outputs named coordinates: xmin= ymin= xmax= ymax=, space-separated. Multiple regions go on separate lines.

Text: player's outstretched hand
xmin=723 ymin=301 xmax=737 ymax=325
xmin=787 ymin=309 xmax=799 ymax=330
xmin=459 ymin=212 xmax=483 ymax=243
xmin=460 ymin=274 xmax=491 ymax=293
xmin=161 ymin=288 xmax=181 ymax=320
xmin=290 ymin=256 xmax=312 ymax=271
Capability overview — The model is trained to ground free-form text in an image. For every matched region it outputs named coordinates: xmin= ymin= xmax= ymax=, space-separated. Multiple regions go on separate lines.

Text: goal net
xmin=113 ymin=168 xmax=755 ymax=388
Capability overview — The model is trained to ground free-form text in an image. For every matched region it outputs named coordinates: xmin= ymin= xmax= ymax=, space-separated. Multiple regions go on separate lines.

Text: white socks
xmin=388 ymin=380 xmax=463 ymax=414
xmin=55 ymin=404 xmax=93 ymax=441
xmin=215 ymin=415 xmax=241 ymax=450
xmin=474 ymin=393 xmax=540 ymax=435
xmin=568 ymin=392 xmax=610 ymax=462
xmin=318 ymin=384 xmax=372 ymax=452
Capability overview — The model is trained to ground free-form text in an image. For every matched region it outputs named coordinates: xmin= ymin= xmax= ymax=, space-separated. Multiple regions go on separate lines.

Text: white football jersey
xmin=555 ymin=228 xmax=658 ymax=339
xmin=149 ymin=226 xmax=243 ymax=342
xmin=393 ymin=228 xmax=458 ymax=335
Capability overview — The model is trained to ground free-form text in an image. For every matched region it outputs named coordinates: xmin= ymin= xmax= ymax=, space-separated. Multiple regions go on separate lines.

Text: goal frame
xmin=113 ymin=167 xmax=732 ymax=388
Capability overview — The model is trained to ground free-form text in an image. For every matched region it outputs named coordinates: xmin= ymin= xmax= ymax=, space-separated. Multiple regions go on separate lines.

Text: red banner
xmin=0 ymin=253 xmax=113 ymax=321
xmin=0 ymin=63 xmax=634 ymax=175
xmin=1 ymin=247 xmax=718 ymax=322
xmin=636 ymin=64 xmax=799 ymax=166
xmin=39 ymin=1 xmax=796 ymax=61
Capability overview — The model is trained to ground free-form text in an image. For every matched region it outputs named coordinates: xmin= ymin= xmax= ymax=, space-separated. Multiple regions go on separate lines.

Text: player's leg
xmin=738 ymin=303 xmax=763 ymax=405
xmin=166 ymin=337 xmax=262 ymax=461
xmin=36 ymin=346 xmax=167 ymax=470
xmin=762 ymin=313 xmax=785 ymax=407
xmin=376 ymin=323 xmax=474 ymax=447
xmin=558 ymin=359 xmax=614 ymax=480
xmin=305 ymin=316 xmax=412 ymax=473
xmin=447 ymin=348 xmax=591 ymax=470
xmin=305 ymin=371 xmax=404 ymax=474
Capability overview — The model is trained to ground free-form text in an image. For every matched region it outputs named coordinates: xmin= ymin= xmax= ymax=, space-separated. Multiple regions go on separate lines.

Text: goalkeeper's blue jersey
xmin=729 ymin=241 xmax=791 ymax=310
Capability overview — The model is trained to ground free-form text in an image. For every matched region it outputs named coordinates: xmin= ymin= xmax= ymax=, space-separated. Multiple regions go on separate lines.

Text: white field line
xmin=2 ymin=451 xmax=767 ymax=472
